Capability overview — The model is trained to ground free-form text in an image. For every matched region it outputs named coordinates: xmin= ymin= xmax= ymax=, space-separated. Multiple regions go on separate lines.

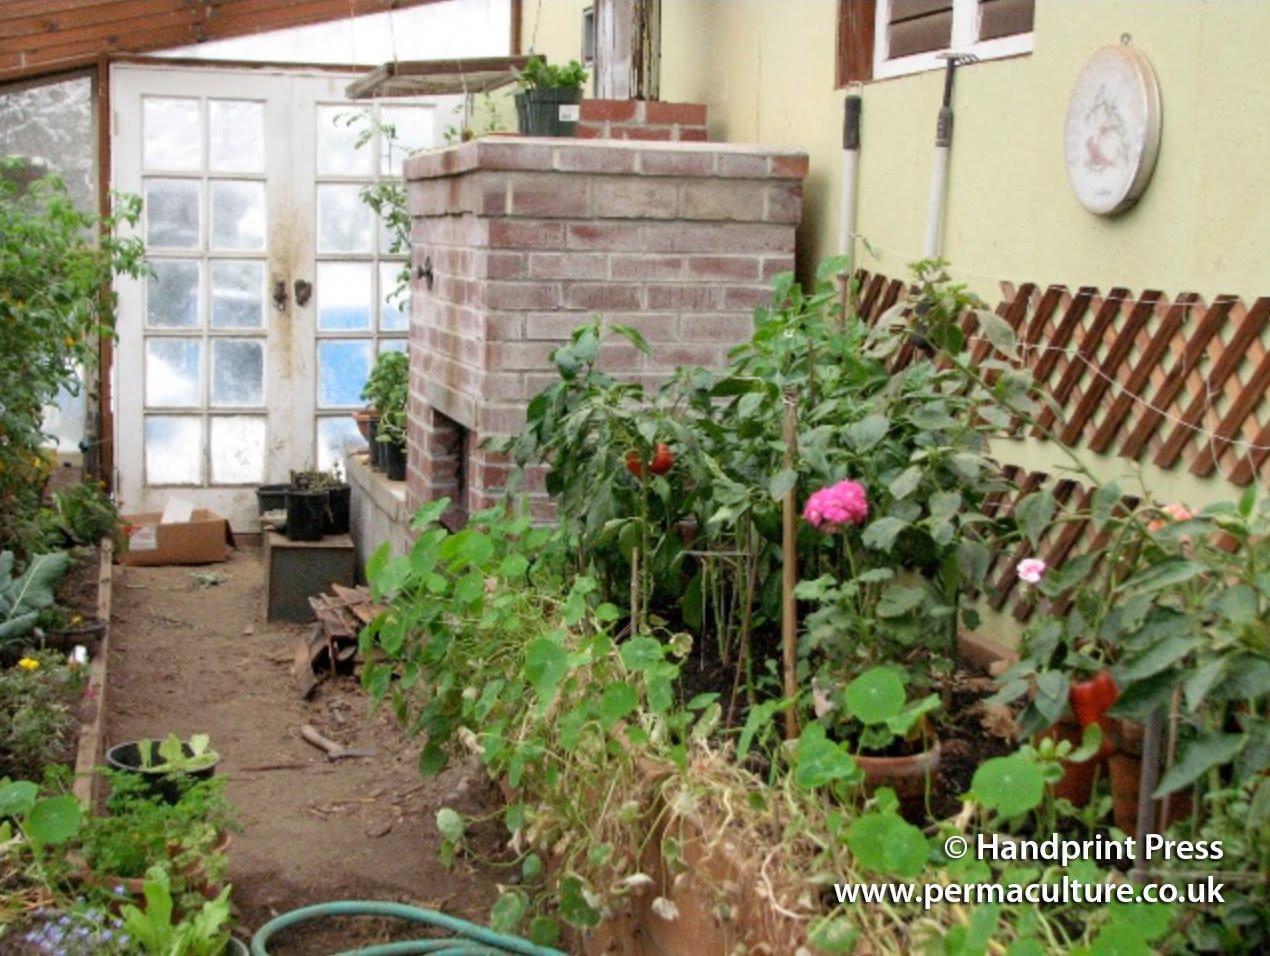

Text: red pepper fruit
xmin=649 ymin=442 xmax=674 ymax=475
xmin=625 ymin=450 xmax=644 ymax=478
xmin=1069 ymin=669 xmax=1118 ymax=755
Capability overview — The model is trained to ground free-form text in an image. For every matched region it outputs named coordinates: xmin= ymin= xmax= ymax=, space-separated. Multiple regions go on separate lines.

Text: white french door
xmin=111 ymin=63 xmax=453 ymax=530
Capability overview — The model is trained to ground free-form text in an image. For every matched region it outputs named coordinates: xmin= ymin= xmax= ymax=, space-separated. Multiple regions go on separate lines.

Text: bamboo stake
xmin=781 ymin=388 xmax=800 ymax=740
xmin=629 ymin=547 xmax=640 ymax=636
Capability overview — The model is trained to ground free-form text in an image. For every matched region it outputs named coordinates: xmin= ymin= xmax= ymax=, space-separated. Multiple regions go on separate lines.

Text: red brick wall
xmin=576 ymin=99 xmax=708 ymax=142
xmin=404 ymin=138 xmax=807 ymax=520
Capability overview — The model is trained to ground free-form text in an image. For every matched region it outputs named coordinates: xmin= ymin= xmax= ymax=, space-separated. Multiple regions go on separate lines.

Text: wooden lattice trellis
xmin=850 ymin=270 xmax=1270 ymax=621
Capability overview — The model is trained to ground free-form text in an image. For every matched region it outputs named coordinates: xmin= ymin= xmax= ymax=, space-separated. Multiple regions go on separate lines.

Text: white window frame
xmin=873 ymin=0 xmax=1034 ymax=80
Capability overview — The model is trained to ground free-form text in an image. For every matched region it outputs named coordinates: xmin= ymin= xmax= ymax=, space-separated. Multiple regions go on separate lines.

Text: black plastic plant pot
xmin=324 ymin=483 xmax=351 ymax=536
xmin=367 ymin=419 xmax=384 ymax=471
xmin=384 ymin=441 xmax=407 ymax=481
xmin=285 ymin=488 xmax=326 ymax=541
xmin=256 ymin=483 xmax=289 ymax=513
xmin=515 ymin=88 xmax=583 ymax=136
xmin=105 ymin=740 xmax=218 ymax=805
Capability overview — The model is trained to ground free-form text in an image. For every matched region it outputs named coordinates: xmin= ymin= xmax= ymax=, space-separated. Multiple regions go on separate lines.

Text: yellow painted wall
xmin=524 ymin=0 xmax=1270 ymax=303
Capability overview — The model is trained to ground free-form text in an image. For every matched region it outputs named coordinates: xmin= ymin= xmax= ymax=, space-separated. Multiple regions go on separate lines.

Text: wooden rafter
xmin=0 ymin=0 xmax=445 ymax=85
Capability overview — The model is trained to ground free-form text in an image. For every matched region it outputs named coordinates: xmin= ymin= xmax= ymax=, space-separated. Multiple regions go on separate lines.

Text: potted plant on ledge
xmin=514 ymin=56 xmax=588 ymax=137
xmin=360 ymin=350 xmax=408 ymax=472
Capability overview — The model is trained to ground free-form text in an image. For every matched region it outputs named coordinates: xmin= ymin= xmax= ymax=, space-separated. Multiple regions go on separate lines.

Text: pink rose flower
xmin=803 ymin=479 xmax=869 ymax=533
xmin=1016 ymin=558 xmax=1046 ymax=583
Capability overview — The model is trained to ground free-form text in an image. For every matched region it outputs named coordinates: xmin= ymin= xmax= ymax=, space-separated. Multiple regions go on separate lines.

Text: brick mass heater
xmin=403 ymin=135 xmax=809 ymax=525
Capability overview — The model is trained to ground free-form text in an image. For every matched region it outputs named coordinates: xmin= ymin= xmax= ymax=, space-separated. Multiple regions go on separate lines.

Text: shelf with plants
xmin=355 ymin=258 xmax=1270 ymax=953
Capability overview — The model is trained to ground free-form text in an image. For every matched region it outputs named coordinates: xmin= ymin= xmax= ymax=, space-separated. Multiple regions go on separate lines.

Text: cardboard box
xmin=118 ymin=509 xmax=236 ymax=566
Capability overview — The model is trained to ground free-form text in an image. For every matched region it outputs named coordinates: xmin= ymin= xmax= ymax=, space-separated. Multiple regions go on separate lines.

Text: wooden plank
xmin=0 ymin=1 xmax=193 ymax=40
xmin=889 ymin=12 xmax=952 ymax=57
xmin=1188 ymin=343 xmax=1270 ymax=479
xmin=1152 ymin=297 xmax=1269 ymax=468
xmin=837 ymin=0 xmax=876 ymax=86
xmin=892 ymin=0 xmax=952 ymax=21
xmin=1034 ymin=288 xmax=1130 ymax=436
xmin=1026 ymin=286 xmax=1095 ymax=407
xmin=1089 ymin=292 xmax=1196 ymax=453
xmin=1059 ymin=289 xmax=1163 ymax=446
xmin=1119 ymin=294 xmax=1234 ymax=460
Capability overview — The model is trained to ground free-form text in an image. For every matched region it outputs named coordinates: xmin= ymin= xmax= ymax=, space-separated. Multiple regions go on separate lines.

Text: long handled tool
xmin=922 ymin=51 xmax=978 ymax=259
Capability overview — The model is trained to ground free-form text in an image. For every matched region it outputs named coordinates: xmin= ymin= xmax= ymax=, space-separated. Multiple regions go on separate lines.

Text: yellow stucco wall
xmin=524 ymin=0 xmax=1270 ymax=303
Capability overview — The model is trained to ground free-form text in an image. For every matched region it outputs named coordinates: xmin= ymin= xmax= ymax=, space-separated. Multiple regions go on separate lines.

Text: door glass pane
xmin=317 ymin=340 xmax=372 ymax=407
xmin=211 ymin=339 xmax=264 ymax=406
xmin=379 ymin=261 xmax=408 ymax=330
xmin=210 ymin=416 xmax=265 ymax=483
xmin=379 ymin=339 xmax=408 ymax=355
xmin=317 ymin=417 xmax=367 ymax=474
xmin=145 ymin=416 xmax=201 ymax=484
xmin=210 ymin=261 xmax=265 ymax=328
xmin=143 ymin=98 xmax=201 ymax=171
xmin=147 ymin=260 xmax=200 ymax=328
xmin=145 ymin=339 xmax=202 ymax=407
xmin=380 ymin=106 xmax=433 ymax=175
xmin=316 ymin=105 xmax=374 ymax=176
xmin=145 ymin=179 xmax=200 ymax=248
xmin=317 ymin=184 xmax=373 ymax=253
xmin=210 ymin=180 xmax=266 ymax=250
xmin=316 ymin=262 xmax=372 ymax=330
xmin=209 ymin=100 xmax=264 ymax=173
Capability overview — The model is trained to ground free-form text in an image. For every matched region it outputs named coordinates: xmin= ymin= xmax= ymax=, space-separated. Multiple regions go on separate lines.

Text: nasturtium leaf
xmin=24 ymin=795 xmax=81 ymax=845
xmin=0 ymin=780 xmax=39 ymax=817
xmin=489 ymin=892 xmax=527 ymax=934
xmin=559 ymin=877 xmax=601 ymax=928
xmin=598 ymin=682 xmax=638 ymax=728
xmin=521 ymin=853 xmax=543 ymax=880
xmin=794 ymin=723 xmax=858 ymax=789
xmin=619 ymin=636 xmax=664 ymax=671
xmin=435 ymin=807 xmax=464 ymax=843
xmin=524 ymin=638 xmax=568 ymax=702
xmin=808 ymin=917 xmax=860 ymax=953
xmin=843 ymin=667 xmax=905 ymax=724
xmin=500 ymin=553 xmax=529 ymax=579
xmin=971 ymin=753 xmax=1044 ymax=818
xmin=845 ymin=811 xmax=928 ymax=879
xmin=528 ymin=915 xmax=560 ymax=945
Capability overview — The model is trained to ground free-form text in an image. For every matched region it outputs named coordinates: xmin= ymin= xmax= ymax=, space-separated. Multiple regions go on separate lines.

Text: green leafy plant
xmin=52 ymin=480 xmax=126 ymax=550
xmin=135 ymin=734 xmax=220 ymax=775
xmin=516 ymin=56 xmax=588 ymax=90
xmin=0 ymin=649 xmax=81 ymax=780
xmin=0 ymin=550 xmax=71 ymax=646
xmin=120 ymin=864 xmax=233 ymax=956
xmin=81 ymin=770 xmax=237 ymax=917
xmin=0 ymin=160 xmax=148 ymax=559
xmin=360 ymin=350 xmax=407 ymax=419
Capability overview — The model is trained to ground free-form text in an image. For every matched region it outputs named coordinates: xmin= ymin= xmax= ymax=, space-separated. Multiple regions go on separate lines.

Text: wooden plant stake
xmin=781 ymin=389 xmax=800 ymax=740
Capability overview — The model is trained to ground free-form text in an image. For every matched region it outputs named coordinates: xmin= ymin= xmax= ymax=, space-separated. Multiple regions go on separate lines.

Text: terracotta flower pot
xmin=1037 ymin=716 xmax=1100 ymax=807
xmin=855 ymin=740 xmax=942 ymax=810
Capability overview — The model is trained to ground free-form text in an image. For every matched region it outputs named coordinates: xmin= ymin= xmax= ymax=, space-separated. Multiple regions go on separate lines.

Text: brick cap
xmin=404 ymin=137 xmax=810 ymax=182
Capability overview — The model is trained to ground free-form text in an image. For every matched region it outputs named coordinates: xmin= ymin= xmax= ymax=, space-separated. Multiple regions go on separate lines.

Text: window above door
xmin=837 ymin=0 xmax=1034 ymax=85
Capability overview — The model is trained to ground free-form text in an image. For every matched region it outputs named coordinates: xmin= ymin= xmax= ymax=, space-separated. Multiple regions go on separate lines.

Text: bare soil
xmin=105 ymin=545 xmax=505 ymax=954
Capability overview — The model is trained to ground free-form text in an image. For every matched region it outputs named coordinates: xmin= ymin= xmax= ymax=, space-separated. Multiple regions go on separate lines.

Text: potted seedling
xmin=829 ymin=666 xmax=942 ymax=812
xmin=377 ymin=408 xmax=408 ymax=482
xmin=106 ymin=733 xmax=220 ymax=804
xmin=359 ymin=351 xmax=408 ymax=472
xmin=514 ymin=56 xmax=588 ymax=137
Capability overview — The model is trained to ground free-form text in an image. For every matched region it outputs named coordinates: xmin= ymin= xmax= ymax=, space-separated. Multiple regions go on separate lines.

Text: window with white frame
xmin=838 ymin=0 xmax=1033 ymax=84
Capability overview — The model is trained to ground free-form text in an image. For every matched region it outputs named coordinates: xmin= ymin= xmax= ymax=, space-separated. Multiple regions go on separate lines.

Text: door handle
xmin=294 ymin=278 xmax=312 ymax=307
xmin=272 ymin=278 xmax=288 ymax=311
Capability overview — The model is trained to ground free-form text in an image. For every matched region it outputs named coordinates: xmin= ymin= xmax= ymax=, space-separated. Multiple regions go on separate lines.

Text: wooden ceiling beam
xmin=0 ymin=0 xmax=444 ymax=84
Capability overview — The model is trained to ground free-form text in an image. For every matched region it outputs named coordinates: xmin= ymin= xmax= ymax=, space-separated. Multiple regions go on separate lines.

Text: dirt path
xmin=106 ymin=545 xmax=504 ymax=953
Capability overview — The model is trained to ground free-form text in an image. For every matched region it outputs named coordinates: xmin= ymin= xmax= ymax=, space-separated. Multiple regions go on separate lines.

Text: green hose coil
xmin=247 ymin=900 xmax=570 ymax=956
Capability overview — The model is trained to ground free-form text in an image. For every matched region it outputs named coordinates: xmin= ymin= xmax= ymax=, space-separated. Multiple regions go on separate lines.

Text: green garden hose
xmin=247 ymin=900 xmax=568 ymax=956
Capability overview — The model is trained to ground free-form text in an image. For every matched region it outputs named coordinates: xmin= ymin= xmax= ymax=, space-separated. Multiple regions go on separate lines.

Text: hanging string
xmin=529 ymin=0 xmax=543 ymax=53
xmin=387 ymin=0 xmax=399 ymax=66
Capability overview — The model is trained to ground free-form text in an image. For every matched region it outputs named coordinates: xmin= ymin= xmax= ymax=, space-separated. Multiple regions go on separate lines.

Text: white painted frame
xmin=872 ymin=0 xmax=1034 ymax=80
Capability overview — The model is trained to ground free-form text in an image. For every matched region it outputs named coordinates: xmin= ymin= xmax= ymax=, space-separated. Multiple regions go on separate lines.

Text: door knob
xmin=294 ymin=278 xmax=312 ymax=307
